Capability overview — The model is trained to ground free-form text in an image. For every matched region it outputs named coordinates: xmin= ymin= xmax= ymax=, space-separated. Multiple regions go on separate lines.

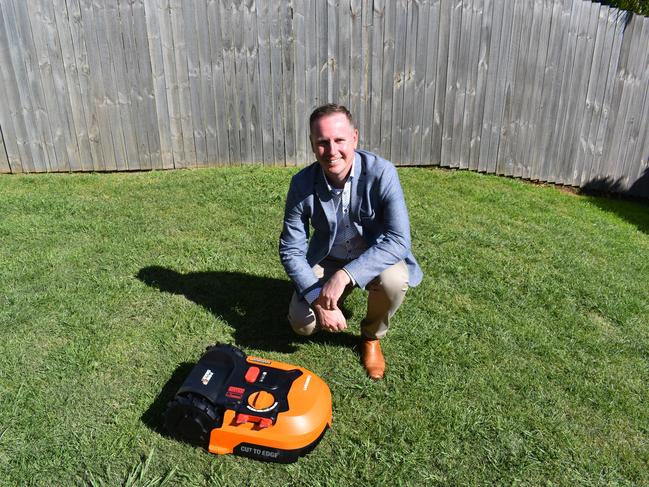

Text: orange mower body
xmin=164 ymin=344 xmax=332 ymax=463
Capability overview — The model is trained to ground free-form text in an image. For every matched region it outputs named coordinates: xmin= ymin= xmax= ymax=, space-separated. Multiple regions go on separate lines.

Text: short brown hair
xmin=309 ymin=104 xmax=354 ymax=132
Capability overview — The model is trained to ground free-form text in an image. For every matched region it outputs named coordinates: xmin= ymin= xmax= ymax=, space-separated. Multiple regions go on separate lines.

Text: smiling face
xmin=310 ymin=112 xmax=358 ymax=188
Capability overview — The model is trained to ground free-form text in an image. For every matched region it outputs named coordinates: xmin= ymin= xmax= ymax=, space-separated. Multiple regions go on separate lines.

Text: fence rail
xmin=0 ymin=0 xmax=648 ymax=197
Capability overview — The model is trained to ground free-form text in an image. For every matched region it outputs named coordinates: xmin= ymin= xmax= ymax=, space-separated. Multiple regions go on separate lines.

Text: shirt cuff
xmin=303 ymin=286 xmax=322 ymax=305
xmin=342 ymin=267 xmax=356 ymax=286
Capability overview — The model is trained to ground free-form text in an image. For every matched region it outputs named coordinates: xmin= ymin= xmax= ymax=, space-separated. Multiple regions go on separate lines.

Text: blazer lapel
xmin=315 ymin=168 xmax=337 ymax=229
xmin=351 ymin=152 xmax=365 ymax=223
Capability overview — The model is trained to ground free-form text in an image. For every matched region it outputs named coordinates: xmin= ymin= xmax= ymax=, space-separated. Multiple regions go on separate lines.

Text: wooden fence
xmin=0 ymin=0 xmax=648 ymax=196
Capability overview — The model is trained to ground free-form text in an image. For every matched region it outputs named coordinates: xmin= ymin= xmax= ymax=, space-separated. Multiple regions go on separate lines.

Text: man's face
xmin=310 ymin=113 xmax=358 ymax=186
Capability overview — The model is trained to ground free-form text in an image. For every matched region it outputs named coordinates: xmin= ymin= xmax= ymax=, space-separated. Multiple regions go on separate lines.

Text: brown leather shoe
xmin=361 ymin=338 xmax=385 ymax=380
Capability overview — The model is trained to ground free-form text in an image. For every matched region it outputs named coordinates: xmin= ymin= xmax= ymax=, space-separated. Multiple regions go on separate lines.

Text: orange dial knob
xmin=247 ymin=390 xmax=275 ymax=410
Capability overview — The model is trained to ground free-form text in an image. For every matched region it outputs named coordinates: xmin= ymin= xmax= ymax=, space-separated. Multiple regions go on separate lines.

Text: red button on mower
xmin=164 ymin=344 xmax=332 ymax=463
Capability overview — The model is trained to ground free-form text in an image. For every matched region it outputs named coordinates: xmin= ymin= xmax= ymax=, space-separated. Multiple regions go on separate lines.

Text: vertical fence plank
xmin=327 ymin=0 xmax=338 ymax=101
xmin=615 ymin=16 xmax=649 ymax=188
xmin=281 ymin=0 xmax=297 ymax=166
xmin=349 ymin=0 xmax=362 ymax=143
xmin=269 ymin=0 xmax=285 ymax=164
xmin=477 ymin=0 xmax=503 ymax=172
xmin=233 ymin=0 xmax=252 ymax=164
xmin=194 ymin=0 xmax=217 ymax=164
xmin=12 ymin=0 xmax=59 ymax=172
xmin=380 ymin=0 xmax=395 ymax=157
xmin=558 ymin=1 xmax=598 ymax=185
xmin=206 ymin=0 xmax=230 ymax=165
xmin=390 ymin=0 xmax=408 ymax=164
xmin=545 ymin=0 xmax=581 ymax=182
xmin=458 ymin=0 xmax=479 ymax=170
xmin=536 ymin=0 xmax=572 ymax=182
xmin=508 ymin=0 xmax=535 ymax=178
xmin=254 ymin=0 xmax=273 ymax=164
xmin=566 ymin=1 xmax=601 ymax=185
xmin=468 ymin=0 xmax=489 ymax=171
xmin=158 ymin=0 xmax=184 ymax=166
xmin=368 ymin=0 xmax=384 ymax=154
xmin=485 ymin=0 xmax=513 ymax=174
xmin=66 ymin=0 xmax=102 ymax=170
xmin=441 ymin=0 xmax=462 ymax=167
xmin=170 ymin=0 xmax=196 ymax=167
xmin=575 ymin=5 xmax=611 ymax=186
xmin=624 ymin=16 xmax=649 ymax=194
xmin=105 ymin=0 xmax=141 ymax=170
xmin=400 ymin=0 xmax=418 ymax=165
xmin=587 ymin=8 xmax=627 ymax=184
xmin=338 ymin=0 xmax=351 ymax=108
xmin=359 ymin=0 xmax=372 ymax=144
xmin=53 ymin=0 xmax=92 ymax=171
xmin=0 ymin=3 xmax=22 ymax=172
xmin=118 ymin=0 xmax=151 ymax=170
xmin=431 ymin=0 xmax=450 ymax=165
xmin=415 ymin=0 xmax=435 ymax=165
xmin=316 ymin=0 xmax=327 ymax=106
xmin=219 ymin=0 xmax=241 ymax=165
xmin=294 ymin=0 xmax=308 ymax=164
xmin=599 ymin=10 xmax=636 ymax=185
xmin=35 ymin=0 xmax=83 ymax=171
xmin=1 ymin=1 xmax=37 ymax=172
xmin=182 ymin=0 xmax=206 ymax=166
xmin=101 ymin=0 xmax=137 ymax=170
xmin=236 ymin=1 xmax=253 ymax=164
xmin=246 ymin=0 xmax=262 ymax=164
xmin=132 ymin=0 xmax=161 ymax=169
xmin=90 ymin=0 xmax=125 ymax=170
xmin=144 ymin=0 xmax=174 ymax=168
xmin=495 ymin=0 xmax=524 ymax=176
xmin=78 ymin=0 xmax=115 ymax=170
xmin=304 ymin=0 xmax=318 ymax=152
xmin=522 ymin=0 xmax=553 ymax=179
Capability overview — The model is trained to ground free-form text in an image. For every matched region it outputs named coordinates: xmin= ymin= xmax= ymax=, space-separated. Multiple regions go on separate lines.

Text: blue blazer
xmin=279 ymin=149 xmax=423 ymax=298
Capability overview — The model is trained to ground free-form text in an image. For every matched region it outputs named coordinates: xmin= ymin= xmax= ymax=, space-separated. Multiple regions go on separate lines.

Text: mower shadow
xmin=136 ymin=266 xmax=359 ymax=354
xmin=141 ymin=361 xmax=194 ymax=437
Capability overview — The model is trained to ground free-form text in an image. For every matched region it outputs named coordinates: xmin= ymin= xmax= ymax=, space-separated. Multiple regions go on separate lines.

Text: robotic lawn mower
xmin=164 ymin=344 xmax=332 ymax=463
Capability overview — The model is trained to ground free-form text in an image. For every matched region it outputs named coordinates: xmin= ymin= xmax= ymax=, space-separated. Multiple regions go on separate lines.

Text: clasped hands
xmin=312 ymin=270 xmax=351 ymax=332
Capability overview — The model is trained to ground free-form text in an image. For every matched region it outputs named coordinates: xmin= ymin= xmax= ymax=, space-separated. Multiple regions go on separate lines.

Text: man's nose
xmin=324 ymin=141 xmax=337 ymax=154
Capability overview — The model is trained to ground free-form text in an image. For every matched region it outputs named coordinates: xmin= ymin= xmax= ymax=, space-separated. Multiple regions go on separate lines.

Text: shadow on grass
xmin=141 ymin=361 xmax=194 ymax=438
xmin=136 ymin=266 xmax=359 ymax=354
xmin=582 ymin=168 xmax=649 ymax=234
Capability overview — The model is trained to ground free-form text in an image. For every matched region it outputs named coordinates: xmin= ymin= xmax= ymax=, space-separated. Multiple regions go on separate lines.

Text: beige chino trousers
xmin=288 ymin=258 xmax=409 ymax=339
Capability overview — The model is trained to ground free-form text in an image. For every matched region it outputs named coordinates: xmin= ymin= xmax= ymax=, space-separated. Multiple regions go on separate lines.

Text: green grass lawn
xmin=0 ymin=166 xmax=647 ymax=486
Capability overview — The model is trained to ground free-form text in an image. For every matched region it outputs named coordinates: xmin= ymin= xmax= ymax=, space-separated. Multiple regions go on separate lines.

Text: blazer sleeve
xmin=278 ymin=176 xmax=321 ymax=297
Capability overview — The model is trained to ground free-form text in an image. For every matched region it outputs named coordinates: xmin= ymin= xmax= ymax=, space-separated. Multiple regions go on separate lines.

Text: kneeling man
xmin=279 ymin=104 xmax=423 ymax=380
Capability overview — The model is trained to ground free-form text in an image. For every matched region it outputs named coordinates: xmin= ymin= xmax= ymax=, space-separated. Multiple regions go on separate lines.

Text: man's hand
xmin=319 ymin=270 xmax=351 ymax=310
xmin=312 ymin=299 xmax=347 ymax=332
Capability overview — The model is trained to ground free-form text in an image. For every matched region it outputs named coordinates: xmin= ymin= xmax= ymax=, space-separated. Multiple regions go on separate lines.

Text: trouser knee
xmin=288 ymin=292 xmax=318 ymax=336
xmin=367 ymin=261 xmax=409 ymax=299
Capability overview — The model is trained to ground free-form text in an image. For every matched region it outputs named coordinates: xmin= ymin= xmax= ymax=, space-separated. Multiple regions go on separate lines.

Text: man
xmin=279 ymin=104 xmax=423 ymax=380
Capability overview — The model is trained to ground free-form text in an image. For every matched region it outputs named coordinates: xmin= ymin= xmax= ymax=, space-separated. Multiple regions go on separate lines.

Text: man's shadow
xmin=136 ymin=266 xmax=359 ymax=354
xmin=137 ymin=266 xmax=360 ymax=436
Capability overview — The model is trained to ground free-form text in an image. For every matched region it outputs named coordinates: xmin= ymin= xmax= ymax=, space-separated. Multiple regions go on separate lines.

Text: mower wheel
xmin=164 ymin=393 xmax=223 ymax=448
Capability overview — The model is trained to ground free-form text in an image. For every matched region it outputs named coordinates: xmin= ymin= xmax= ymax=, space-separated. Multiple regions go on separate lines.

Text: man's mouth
xmin=327 ymin=157 xmax=342 ymax=164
